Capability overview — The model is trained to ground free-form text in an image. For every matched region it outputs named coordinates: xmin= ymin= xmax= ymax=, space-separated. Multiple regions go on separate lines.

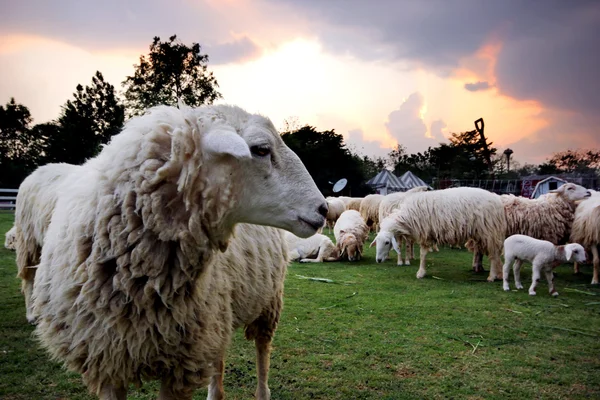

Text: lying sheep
xmin=502 ymin=234 xmax=586 ymax=296
xmin=30 ymin=105 xmax=327 ymax=400
xmin=334 ymin=210 xmax=369 ymax=261
xmin=379 ymin=187 xmax=506 ymax=281
xmin=285 ymin=231 xmax=339 ymax=262
xmin=570 ymin=195 xmax=600 ymax=284
xmin=4 ymin=225 xmax=16 ymax=250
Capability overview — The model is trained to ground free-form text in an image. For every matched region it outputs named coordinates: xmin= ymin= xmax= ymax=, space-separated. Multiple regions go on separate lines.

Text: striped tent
xmin=366 ymin=169 xmax=406 ymax=195
xmin=398 ymin=171 xmax=433 ymax=190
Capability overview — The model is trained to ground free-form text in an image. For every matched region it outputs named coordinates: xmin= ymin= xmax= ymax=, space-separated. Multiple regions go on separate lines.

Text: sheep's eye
xmin=385 ymin=241 xmax=390 ymax=245
xmin=250 ymin=145 xmax=271 ymax=157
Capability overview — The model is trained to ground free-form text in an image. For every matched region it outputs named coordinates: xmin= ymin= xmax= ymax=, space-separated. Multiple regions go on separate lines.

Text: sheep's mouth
xmin=585 ymin=192 xmax=592 ymax=197
xmin=298 ymin=216 xmax=323 ymax=232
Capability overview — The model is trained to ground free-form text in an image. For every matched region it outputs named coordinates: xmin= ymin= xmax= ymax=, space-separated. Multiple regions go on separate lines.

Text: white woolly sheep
xmin=285 ymin=231 xmax=339 ymax=262
xmin=359 ymin=194 xmax=384 ymax=232
xmin=472 ymin=183 xmax=591 ymax=272
xmin=334 ymin=209 xmax=369 ymax=261
xmin=345 ymin=197 xmax=363 ymax=211
xmin=379 ymin=187 xmax=507 ymax=281
xmin=4 ymin=225 xmax=16 ymax=250
xmin=14 ymin=163 xmax=81 ymax=323
xmin=324 ymin=197 xmax=346 ymax=233
xmin=30 ymin=104 xmax=327 ymax=400
xmin=502 ymin=234 xmax=586 ymax=296
xmin=570 ymin=195 xmax=600 ymax=284
xmin=375 ymin=186 xmax=430 ymax=265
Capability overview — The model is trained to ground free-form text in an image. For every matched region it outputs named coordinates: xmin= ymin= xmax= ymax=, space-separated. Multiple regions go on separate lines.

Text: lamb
xmin=324 ymin=197 xmax=346 ymax=233
xmin=472 ymin=183 xmax=591 ymax=272
xmin=377 ymin=187 xmax=507 ymax=281
xmin=374 ymin=186 xmax=430 ymax=265
xmin=502 ymin=234 xmax=586 ymax=296
xmin=30 ymin=104 xmax=327 ymax=400
xmin=359 ymin=194 xmax=383 ymax=232
xmin=570 ymin=195 xmax=600 ymax=284
xmin=334 ymin=209 xmax=369 ymax=261
xmin=285 ymin=231 xmax=339 ymax=262
xmin=4 ymin=225 xmax=16 ymax=250
xmin=13 ymin=162 xmax=81 ymax=323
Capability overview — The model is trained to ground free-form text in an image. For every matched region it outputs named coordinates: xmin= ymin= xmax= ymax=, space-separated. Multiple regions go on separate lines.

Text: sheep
xmin=30 ymin=104 xmax=328 ymax=400
xmin=378 ymin=187 xmax=506 ymax=281
xmin=4 ymin=225 xmax=16 ymax=250
xmin=472 ymin=183 xmax=591 ymax=272
xmin=502 ymin=234 xmax=586 ymax=296
xmin=345 ymin=197 xmax=363 ymax=211
xmin=285 ymin=231 xmax=339 ymax=262
xmin=324 ymin=197 xmax=346 ymax=233
xmin=13 ymin=162 xmax=81 ymax=323
xmin=570 ymin=195 xmax=600 ymax=284
xmin=359 ymin=194 xmax=384 ymax=232
xmin=334 ymin=209 xmax=369 ymax=261
xmin=374 ymin=186 xmax=430 ymax=265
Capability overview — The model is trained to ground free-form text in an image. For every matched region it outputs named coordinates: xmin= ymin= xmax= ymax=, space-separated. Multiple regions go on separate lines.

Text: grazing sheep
xmin=334 ymin=210 xmax=369 ymax=261
xmin=379 ymin=187 xmax=506 ymax=281
xmin=570 ymin=195 xmax=600 ymax=284
xmin=359 ymin=194 xmax=384 ymax=232
xmin=4 ymin=225 xmax=16 ymax=250
xmin=472 ymin=183 xmax=591 ymax=272
xmin=375 ymin=186 xmax=430 ymax=265
xmin=285 ymin=231 xmax=339 ymax=262
xmin=324 ymin=197 xmax=346 ymax=233
xmin=345 ymin=197 xmax=363 ymax=211
xmin=30 ymin=105 xmax=327 ymax=400
xmin=502 ymin=234 xmax=586 ymax=296
xmin=14 ymin=163 xmax=81 ymax=323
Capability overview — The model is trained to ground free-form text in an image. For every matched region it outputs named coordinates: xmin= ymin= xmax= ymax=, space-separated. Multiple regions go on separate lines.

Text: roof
xmin=530 ymin=176 xmax=568 ymax=198
xmin=366 ymin=169 xmax=406 ymax=191
xmin=398 ymin=171 xmax=433 ymax=190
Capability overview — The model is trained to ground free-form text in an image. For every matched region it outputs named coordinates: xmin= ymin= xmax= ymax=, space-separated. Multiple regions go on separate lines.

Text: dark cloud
xmin=385 ymin=92 xmax=447 ymax=154
xmin=464 ymin=81 xmax=492 ymax=92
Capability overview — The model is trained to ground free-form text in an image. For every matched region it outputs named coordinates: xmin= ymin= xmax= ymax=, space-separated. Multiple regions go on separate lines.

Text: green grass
xmin=1 ymin=211 xmax=600 ymax=399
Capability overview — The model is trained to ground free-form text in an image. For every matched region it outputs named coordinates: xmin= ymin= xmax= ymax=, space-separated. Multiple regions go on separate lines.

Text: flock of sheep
xmin=2 ymin=103 xmax=600 ymax=399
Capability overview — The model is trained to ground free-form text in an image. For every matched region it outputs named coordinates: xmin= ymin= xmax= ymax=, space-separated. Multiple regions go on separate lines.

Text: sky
xmin=1 ymin=0 xmax=599 ymax=166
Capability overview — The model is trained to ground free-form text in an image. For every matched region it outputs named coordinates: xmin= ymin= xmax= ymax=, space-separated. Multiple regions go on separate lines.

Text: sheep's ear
xmin=392 ymin=236 xmax=401 ymax=254
xmin=204 ymin=129 xmax=251 ymax=159
xmin=564 ymin=245 xmax=573 ymax=261
xmin=370 ymin=239 xmax=376 ymax=248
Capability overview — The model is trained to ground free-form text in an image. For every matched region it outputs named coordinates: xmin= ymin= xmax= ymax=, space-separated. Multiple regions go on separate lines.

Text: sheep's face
xmin=551 ymin=183 xmax=591 ymax=202
xmin=371 ymin=231 xmax=400 ymax=263
xmin=565 ymin=243 xmax=586 ymax=263
xmin=339 ymin=234 xmax=361 ymax=261
xmin=202 ymin=109 xmax=326 ymax=238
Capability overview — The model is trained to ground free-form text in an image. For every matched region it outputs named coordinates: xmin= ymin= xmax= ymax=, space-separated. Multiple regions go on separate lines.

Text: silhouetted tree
xmin=122 ymin=35 xmax=221 ymax=116
xmin=45 ymin=71 xmax=125 ymax=164
xmin=540 ymin=149 xmax=600 ymax=174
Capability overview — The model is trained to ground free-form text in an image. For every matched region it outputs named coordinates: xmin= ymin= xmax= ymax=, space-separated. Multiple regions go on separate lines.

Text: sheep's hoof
xmin=551 ymin=291 xmax=559 ymax=297
xmin=416 ymin=271 xmax=426 ymax=279
xmin=516 ymin=284 xmax=524 ymax=290
xmin=592 ymin=280 xmax=599 ymax=285
xmin=529 ymin=291 xmax=537 ymax=296
xmin=503 ymin=286 xmax=510 ymax=292
xmin=404 ymin=261 xmax=411 ymax=266
xmin=487 ymin=277 xmax=496 ymax=282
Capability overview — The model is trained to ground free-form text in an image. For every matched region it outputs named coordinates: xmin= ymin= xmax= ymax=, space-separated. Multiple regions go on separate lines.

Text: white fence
xmin=0 ymin=188 xmax=17 ymax=210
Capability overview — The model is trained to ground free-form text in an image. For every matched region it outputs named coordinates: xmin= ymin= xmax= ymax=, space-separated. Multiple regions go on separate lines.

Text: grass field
xmin=1 ymin=210 xmax=600 ymax=399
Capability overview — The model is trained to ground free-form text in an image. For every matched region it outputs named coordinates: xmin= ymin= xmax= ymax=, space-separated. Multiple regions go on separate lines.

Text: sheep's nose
xmin=318 ymin=203 xmax=328 ymax=218
xmin=376 ymin=258 xmax=382 ymax=263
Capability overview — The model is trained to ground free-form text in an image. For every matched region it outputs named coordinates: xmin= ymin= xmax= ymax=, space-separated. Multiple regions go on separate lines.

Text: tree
xmin=122 ymin=35 xmax=222 ymax=116
xmin=540 ymin=149 xmax=600 ymax=174
xmin=281 ymin=126 xmax=373 ymax=196
xmin=45 ymin=71 xmax=125 ymax=164
xmin=0 ymin=98 xmax=43 ymax=187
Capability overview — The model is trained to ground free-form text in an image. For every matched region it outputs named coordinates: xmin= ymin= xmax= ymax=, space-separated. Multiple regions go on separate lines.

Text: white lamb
xmin=374 ymin=186 xmax=430 ymax=265
xmin=285 ymin=231 xmax=339 ymax=262
xmin=30 ymin=105 xmax=327 ymax=400
xmin=334 ymin=210 xmax=369 ymax=261
xmin=13 ymin=163 xmax=81 ymax=323
xmin=4 ymin=225 xmax=16 ymax=250
xmin=378 ymin=187 xmax=507 ymax=281
xmin=502 ymin=234 xmax=586 ymax=296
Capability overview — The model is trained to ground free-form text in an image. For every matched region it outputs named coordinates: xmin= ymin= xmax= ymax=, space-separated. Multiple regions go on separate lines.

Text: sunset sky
xmin=1 ymin=0 xmax=599 ymax=165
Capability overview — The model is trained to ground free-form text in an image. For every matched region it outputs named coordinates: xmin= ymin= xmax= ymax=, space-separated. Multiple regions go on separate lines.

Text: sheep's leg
xmin=573 ymin=261 xmax=580 ymax=274
xmin=592 ymin=245 xmax=599 ymax=285
xmin=207 ymin=357 xmax=225 ymax=400
xmin=416 ymin=245 xmax=429 ymax=279
xmin=403 ymin=238 xmax=411 ymax=265
xmin=502 ymin=257 xmax=513 ymax=291
xmin=433 ymin=243 xmax=439 ymax=252
xmin=472 ymin=251 xmax=484 ymax=273
xmin=158 ymin=378 xmax=193 ymax=400
xmin=254 ymin=336 xmax=272 ymax=400
xmin=544 ymin=268 xmax=558 ymax=297
xmin=98 ymin=384 xmax=127 ymax=400
xmin=487 ymin=253 xmax=503 ymax=282
xmin=529 ymin=264 xmax=542 ymax=296
xmin=513 ymin=259 xmax=524 ymax=290
xmin=22 ymin=275 xmax=36 ymax=324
